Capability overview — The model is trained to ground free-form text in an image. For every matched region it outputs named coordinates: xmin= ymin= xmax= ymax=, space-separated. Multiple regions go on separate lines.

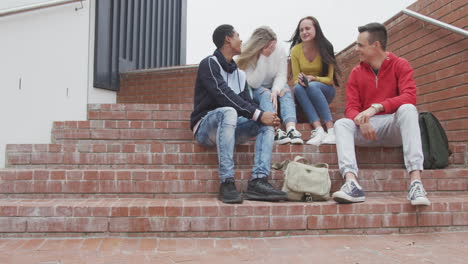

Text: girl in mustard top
xmin=289 ymin=16 xmax=341 ymax=146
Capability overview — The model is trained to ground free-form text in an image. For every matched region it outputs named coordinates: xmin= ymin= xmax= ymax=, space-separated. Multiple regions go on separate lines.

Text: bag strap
xmin=293 ymin=155 xmax=309 ymax=163
xmin=272 ymin=159 xmax=290 ymax=171
xmin=293 ymin=156 xmax=329 ymax=168
xmin=273 ymin=156 xmax=330 ymax=170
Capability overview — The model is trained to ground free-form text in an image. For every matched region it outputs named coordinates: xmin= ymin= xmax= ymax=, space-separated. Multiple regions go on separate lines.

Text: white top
xmin=244 ymin=42 xmax=288 ymax=94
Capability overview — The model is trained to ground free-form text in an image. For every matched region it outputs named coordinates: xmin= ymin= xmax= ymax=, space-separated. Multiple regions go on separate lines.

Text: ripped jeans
xmin=252 ymin=84 xmax=298 ymax=125
xmin=195 ymin=107 xmax=275 ymax=182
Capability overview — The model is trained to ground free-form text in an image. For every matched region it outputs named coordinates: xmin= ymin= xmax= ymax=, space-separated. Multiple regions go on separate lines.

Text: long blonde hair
xmin=237 ymin=26 xmax=277 ymax=70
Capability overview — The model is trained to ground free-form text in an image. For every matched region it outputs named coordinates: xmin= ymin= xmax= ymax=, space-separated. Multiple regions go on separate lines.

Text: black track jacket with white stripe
xmin=190 ymin=50 xmax=262 ymax=131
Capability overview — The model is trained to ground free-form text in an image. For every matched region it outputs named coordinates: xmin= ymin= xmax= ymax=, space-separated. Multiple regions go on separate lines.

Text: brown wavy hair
xmin=289 ymin=16 xmax=341 ymax=86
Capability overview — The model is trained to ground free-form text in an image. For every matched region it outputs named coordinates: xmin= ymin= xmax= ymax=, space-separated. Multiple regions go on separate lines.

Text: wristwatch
xmin=371 ymin=103 xmax=383 ymax=113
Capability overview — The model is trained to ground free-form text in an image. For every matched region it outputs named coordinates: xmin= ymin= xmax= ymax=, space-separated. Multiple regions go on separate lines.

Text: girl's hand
xmin=270 ymin=90 xmax=279 ymax=112
xmin=306 ymin=75 xmax=316 ymax=81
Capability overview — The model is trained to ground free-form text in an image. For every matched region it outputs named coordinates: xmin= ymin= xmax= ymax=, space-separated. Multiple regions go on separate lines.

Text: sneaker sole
xmin=275 ymin=138 xmax=291 ymax=145
xmin=290 ymin=138 xmax=304 ymax=144
xmin=410 ymin=199 xmax=431 ymax=206
xmin=243 ymin=192 xmax=288 ymax=202
xmin=332 ymin=192 xmax=365 ymax=204
xmin=218 ymin=196 xmax=243 ymax=204
xmin=306 ymin=140 xmax=321 ymax=146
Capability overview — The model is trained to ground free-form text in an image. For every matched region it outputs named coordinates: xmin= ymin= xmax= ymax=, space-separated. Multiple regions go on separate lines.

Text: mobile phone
xmin=301 ymin=75 xmax=309 ymax=87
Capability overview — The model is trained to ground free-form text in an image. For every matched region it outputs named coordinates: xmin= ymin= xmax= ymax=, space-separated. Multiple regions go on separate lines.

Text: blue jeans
xmin=195 ymin=107 xmax=275 ymax=182
xmin=252 ymin=85 xmax=297 ymax=125
xmin=294 ymin=81 xmax=335 ymax=123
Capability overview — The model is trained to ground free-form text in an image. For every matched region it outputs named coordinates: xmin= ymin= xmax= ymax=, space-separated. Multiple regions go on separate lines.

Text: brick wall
xmin=336 ymin=0 xmax=467 ymax=143
xmin=119 ymin=65 xmax=198 ymax=104
xmin=117 ymin=0 xmax=466 ymax=142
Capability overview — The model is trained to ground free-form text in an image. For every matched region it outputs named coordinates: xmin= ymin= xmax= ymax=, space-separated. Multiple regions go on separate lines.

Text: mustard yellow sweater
xmin=290 ymin=43 xmax=334 ymax=85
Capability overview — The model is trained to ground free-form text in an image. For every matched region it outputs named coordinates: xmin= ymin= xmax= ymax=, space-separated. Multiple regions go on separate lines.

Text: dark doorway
xmin=94 ymin=0 xmax=187 ymax=91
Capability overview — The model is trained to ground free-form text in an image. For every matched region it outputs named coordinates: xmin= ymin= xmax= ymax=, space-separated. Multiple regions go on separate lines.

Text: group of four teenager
xmin=190 ymin=17 xmax=431 ymax=207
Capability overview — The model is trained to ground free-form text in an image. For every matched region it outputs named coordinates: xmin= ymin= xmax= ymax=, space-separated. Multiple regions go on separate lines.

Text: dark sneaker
xmin=332 ymin=180 xmax=366 ymax=203
xmin=244 ymin=177 xmax=287 ymax=201
xmin=275 ymin=129 xmax=291 ymax=144
xmin=287 ymin=128 xmax=304 ymax=144
xmin=218 ymin=178 xmax=243 ymax=204
xmin=407 ymin=180 xmax=431 ymax=206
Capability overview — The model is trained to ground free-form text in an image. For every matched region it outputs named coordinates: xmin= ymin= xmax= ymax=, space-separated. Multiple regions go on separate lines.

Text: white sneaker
xmin=287 ymin=128 xmax=304 ymax=144
xmin=407 ymin=180 xmax=431 ymax=206
xmin=274 ymin=129 xmax=291 ymax=145
xmin=332 ymin=180 xmax=366 ymax=203
xmin=322 ymin=127 xmax=336 ymax=144
xmin=306 ymin=127 xmax=325 ymax=146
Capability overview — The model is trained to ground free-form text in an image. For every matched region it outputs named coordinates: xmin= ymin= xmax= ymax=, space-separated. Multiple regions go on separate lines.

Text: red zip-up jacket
xmin=345 ymin=52 xmax=417 ymax=120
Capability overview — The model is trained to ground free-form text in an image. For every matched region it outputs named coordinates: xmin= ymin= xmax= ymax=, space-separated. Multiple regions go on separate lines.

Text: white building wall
xmin=0 ymin=0 xmax=115 ymax=168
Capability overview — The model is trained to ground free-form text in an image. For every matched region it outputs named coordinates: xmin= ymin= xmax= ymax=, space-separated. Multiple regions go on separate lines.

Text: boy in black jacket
xmin=190 ymin=24 xmax=287 ymax=204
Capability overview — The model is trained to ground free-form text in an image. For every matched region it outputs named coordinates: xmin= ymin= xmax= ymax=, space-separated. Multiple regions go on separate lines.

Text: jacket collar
xmin=213 ymin=49 xmax=238 ymax=73
xmin=360 ymin=52 xmax=396 ymax=71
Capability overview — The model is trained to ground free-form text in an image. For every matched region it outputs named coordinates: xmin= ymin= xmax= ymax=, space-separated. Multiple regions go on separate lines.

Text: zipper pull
xmin=375 ymin=76 xmax=378 ymax=88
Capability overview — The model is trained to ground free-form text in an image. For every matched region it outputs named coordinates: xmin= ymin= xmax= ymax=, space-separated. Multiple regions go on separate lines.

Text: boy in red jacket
xmin=332 ymin=23 xmax=430 ymax=206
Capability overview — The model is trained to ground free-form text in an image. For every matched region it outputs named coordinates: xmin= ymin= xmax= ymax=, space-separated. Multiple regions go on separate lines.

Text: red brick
xmin=31 ymin=170 xmax=48 ymax=180
xmin=190 ymin=217 xmax=229 ymax=231
xmin=148 ymin=204 xmax=166 ymax=217
xmin=230 ymin=217 xmax=270 ymax=231
xmin=99 ymin=111 xmax=126 ymax=120
xmin=438 ymin=179 xmax=467 ymax=191
xmin=308 ymin=215 xmax=345 ymax=229
xmin=111 ymin=206 xmax=129 ymax=217
xmin=165 ymin=217 xmax=191 ymax=232
xmin=418 ymin=213 xmax=452 ymax=226
xmin=0 ymin=218 xmax=27 ymax=232
xmin=382 ymin=214 xmax=418 ymax=227
xmin=109 ymin=218 xmax=151 ymax=232
xmin=127 ymin=111 xmax=152 ymax=120
xmin=452 ymin=212 xmax=468 ymax=226
xmin=18 ymin=206 xmax=54 ymax=217
xmin=7 ymin=153 xmax=31 ymax=165
xmin=51 ymin=171 xmax=66 ymax=180
xmin=345 ymin=215 xmax=383 ymax=228
xmin=270 ymin=216 xmax=306 ymax=230
xmin=56 ymin=206 xmax=73 ymax=217
xmin=27 ymin=218 xmax=108 ymax=232
xmin=0 ymin=206 xmax=18 ymax=216
xmin=92 ymin=206 xmax=111 ymax=217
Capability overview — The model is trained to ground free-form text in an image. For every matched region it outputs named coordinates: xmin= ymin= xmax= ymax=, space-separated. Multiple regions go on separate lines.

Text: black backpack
xmin=419 ymin=112 xmax=452 ymax=169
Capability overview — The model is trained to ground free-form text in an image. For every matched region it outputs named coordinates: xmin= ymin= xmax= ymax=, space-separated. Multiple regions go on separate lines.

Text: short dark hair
xmin=358 ymin=22 xmax=388 ymax=51
xmin=212 ymin=24 xmax=235 ymax=49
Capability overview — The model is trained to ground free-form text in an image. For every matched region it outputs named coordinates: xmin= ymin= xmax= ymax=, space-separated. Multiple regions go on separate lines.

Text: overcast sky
xmin=186 ymin=0 xmax=417 ymax=64
xmin=1 ymin=0 xmax=417 ymax=65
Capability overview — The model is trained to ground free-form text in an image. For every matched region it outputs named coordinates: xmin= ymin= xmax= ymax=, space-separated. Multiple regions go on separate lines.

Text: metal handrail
xmin=0 ymin=0 xmax=84 ymax=17
xmin=403 ymin=8 xmax=467 ymax=37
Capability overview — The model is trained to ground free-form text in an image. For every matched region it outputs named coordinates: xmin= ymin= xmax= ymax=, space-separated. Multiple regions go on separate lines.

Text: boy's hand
xmin=360 ymin=123 xmax=377 ymax=141
xmin=260 ymin=112 xmax=280 ymax=126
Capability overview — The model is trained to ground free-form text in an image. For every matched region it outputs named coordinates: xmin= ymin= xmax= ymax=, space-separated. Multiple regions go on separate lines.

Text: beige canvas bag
xmin=273 ymin=156 xmax=331 ymax=201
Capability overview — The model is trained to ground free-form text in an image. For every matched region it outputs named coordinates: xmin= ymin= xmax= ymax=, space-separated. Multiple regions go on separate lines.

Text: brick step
xmin=52 ymin=127 xmax=194 ymax=142
xmin=0 ymin=168 xmax=465 ymax=198
xmin=87 ymin=104 xmax=191 ymax=121
xmin=5 ymin=143 xmax=397 ymax=168
xmin=86 ymin=103 xmax=345 ymax=122
xmin=51 ymin=123 xmax=318 ymax=143
xmin=6 ymin=142 xmax=466 ymax=169
xmin=0 ymin=195 xmax=466 ymax=237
